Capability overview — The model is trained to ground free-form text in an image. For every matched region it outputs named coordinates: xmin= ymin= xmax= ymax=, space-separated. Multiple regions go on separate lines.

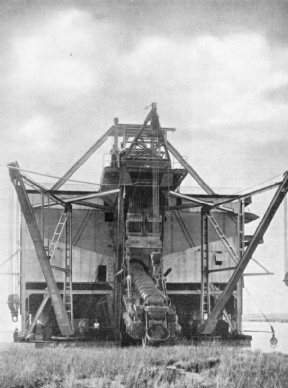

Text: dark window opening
xmin=105 ymin=212 xmax=114 ymax=222
xmin=97 ymin=265 xmax=107 ymax=282
xmin=214 ymin=252 xmax=223 ymax=266
xmin=127 ymin=221 xmax=142 ymax=234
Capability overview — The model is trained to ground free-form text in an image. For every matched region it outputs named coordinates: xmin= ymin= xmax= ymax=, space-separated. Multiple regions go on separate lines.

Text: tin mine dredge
xmin=6 ymin=103 xmax=288 ymax=346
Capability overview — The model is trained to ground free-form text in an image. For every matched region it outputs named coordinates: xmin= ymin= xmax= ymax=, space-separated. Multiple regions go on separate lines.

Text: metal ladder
xmin=63 ymin=210 xmax=74 ymax=330
xmin=207 ymin=213 xmax=239 ymax=263
xmin=49 ymin=212 xmax=68 ymax=261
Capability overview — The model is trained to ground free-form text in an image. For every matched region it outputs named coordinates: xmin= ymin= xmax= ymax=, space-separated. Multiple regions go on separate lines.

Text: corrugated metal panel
xmin=22 ymin=207 xmax=114 ymax=253
xmin=23 ymin=242 xmax=114 ymax=283
xmin=163 ymin=210 xmax=237 ymax=255
xmin=163 ymin=235 xmax=238 ymax=283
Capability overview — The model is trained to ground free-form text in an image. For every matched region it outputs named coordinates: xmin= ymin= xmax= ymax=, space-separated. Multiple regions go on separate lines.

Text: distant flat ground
xmin=243 ymin=313 xmax=288 ymax=322
xmin=0 ymin=330 xmax=14 ymax=344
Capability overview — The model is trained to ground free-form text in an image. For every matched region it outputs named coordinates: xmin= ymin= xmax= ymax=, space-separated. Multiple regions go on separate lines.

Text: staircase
xmin=207 ymin=213 xmax=239 ymax=264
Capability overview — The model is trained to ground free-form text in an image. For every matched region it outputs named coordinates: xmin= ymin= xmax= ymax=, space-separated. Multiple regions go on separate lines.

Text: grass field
xmin=1 ymin=343 xmax=288 ymax=388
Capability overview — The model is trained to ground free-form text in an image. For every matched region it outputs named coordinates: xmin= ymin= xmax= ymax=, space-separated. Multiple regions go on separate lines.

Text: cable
xmin=231 ymin=172 xmax=285 ymax=196
xmin=245 ymin=288 xmax=270 ymax=324
xmin=0 ymin=163 xmax=100 ymax=187
xmin=121 ymin=104 xmax=152 ymax=118
xmin=2 ymin=163 xmax=183 ymax=190
xmin=1 ymin=105 xmax=153 ymax=187
xmin=244 ymin=287 xmax=278 ymax=346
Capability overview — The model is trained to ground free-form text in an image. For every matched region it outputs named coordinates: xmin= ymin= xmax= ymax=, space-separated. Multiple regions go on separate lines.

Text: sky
xmin=1 ymin=0 xmax=288 ymax=333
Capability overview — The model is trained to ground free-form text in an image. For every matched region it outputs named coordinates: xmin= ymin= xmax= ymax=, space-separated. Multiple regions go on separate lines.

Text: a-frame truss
xmin=124 ymin=103 xmax=170 ymax=163
xmin=8 ymin=103 xmax=288 ymax=342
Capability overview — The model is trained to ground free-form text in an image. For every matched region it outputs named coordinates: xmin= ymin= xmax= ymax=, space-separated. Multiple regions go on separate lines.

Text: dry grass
xmin=0 ymin=343 xmax=288 ymax=387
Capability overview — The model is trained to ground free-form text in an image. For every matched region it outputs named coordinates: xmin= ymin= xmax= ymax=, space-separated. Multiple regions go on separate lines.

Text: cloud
xmin=10 ymin=9 xmax=115 ymax=101
xmin=119 ymin=33 xmax=288 ymax=129
xmin=1 ymin=5 xmax=288 ymax=184
xmin=4 ymin=6 xmax=288 ymax=136
xmin=265 ymin=84 xmax=288 ymax=104
xmin=20 ymin=115 xmax=56 ymax=150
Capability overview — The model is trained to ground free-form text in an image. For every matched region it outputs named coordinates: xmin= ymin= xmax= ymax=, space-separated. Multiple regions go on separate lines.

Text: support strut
xmin=201 ymin=172 xmax=288 ymax=334
xmin=8 ymin=162 xmax=73 ymax=336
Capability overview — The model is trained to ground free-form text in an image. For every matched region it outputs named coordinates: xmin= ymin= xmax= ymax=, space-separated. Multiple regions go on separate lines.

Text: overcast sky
xmin=1 ymin=0 xmax=288 ymax=332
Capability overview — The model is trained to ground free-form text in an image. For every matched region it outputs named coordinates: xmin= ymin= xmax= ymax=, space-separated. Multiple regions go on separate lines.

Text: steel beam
xmin=51 ymin=127 xmax=114 ymax=190
xmin=24 ymin=294 xmax=50 ymax=338
xmin=8 ymin=162 xmax=73 ymax=336
xmin=208 ymin=267 xmax=236 ymax=273
xmin=210 ymin=284 xmax=236 ymax=332
xmin=64 ymin=189 xmax=120 ymax=204
xmin=33 ymin=200 xmax=112 ymax=211
xmin=32 ymin=190 xmax=119 ymax=209
xmin=251 ymin=257 xmax=272 ymax=274
xmin=73 ymin=201 xmax=112 ymax=211
xmin=169 ymin=191 xmax=234 ymax=213
xmin=200 ymin=172 xmax=288 ymax=334
xmin=244 ymin=272 xmax=274 ymax=276
xmin=168 ymin=203 xmax=200 ymax=211
xmin=108 ymin=123 xmax=176 ymax=137
xmin=0 ymin=249 xmax=20 ymax=269
xmin=114 ymin=188 xmax=124 ymax=340
xmin=236 ymin=199 xmax=244 ymax=333
xmin=23 ymin=175 xmax=66 ymax=206
xmin=26 ymin=289 xmax=114 ymax=295
xmin=167 ymin=141 xmax=214 ymax=195
xmin=0 ymin=272 xmax=20 ymax=275
xmin=200 ymin=208 xmax=209 ymax=324
xmin=211 ymin=182 xmax=281 ymax=210
xmin=166 ymin=290 xmax=237 ymax=295
xmin=125 ymin=109 xmax=152 ymax=157
xmin=20 ymin=243 xmax=26 ymax=334
xmin=51 ymin=265 xmax=71 ymax=273
xmin=285 ymin=196 xmax=288 ymax=276
xmin=174 ymin=211 xmax=195 ymax=247
xmin=125 ymin=104 xmax=170 ymax=162
xmin=170 ymin=191 xmax=214 ymax=206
